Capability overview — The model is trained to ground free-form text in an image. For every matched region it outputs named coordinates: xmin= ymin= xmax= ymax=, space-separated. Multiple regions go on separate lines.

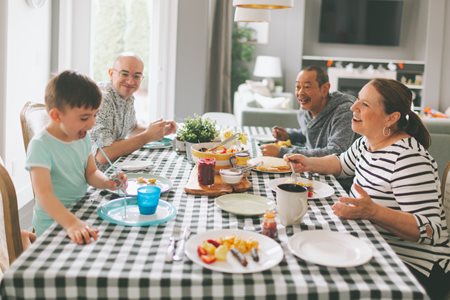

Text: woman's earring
xmin=382 ymin=126 xmax=391 ymax=137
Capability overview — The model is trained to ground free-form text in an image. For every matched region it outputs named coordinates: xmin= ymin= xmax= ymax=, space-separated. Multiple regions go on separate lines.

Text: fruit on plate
xmin=196 ymin=235 xmax=259 ymax=265
xmin=136 ymin=177 xmax=157 ymax=184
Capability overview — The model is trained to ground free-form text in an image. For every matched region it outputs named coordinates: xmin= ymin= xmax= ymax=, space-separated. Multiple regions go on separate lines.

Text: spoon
xmin=289 ymin=162 xmax=298 ymax=183
xmin=206 ymin=133 xmax=240 ymax=152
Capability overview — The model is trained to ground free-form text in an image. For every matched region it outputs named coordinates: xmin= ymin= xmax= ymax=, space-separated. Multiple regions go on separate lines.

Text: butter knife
xmin=173 ymin=227 xmax=191 ymax=261
xmin=165 ymin=228 xmax=181 ymax=262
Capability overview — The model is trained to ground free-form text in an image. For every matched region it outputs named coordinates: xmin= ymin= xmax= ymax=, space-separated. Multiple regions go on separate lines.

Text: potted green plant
xmin=177 ymin=115 xmax=219 ymax=161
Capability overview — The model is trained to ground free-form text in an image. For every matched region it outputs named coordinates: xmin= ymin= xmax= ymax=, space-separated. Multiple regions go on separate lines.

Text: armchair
xmin=233 ymin=83 xmax=299 ymax=128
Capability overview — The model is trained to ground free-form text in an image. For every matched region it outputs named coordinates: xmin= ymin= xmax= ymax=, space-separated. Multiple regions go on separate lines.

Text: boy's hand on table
xmin=65 ymin=220 xmax=99 ymax=245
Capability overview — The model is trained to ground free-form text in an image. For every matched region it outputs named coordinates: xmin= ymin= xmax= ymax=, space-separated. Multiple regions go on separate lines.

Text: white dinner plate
xmin=252 ymin=134 xmax=276 ymax=144
xmin=215 ymin=194 xmax=274 ymax=216
xmin=119 ymin=173 xmax=172 ymax=196
xmin=268 ymin=177 xmax=335 ymax=199
xmin=248 ymin=157 xmax=290 ymax=174
xmin=115 ymin=160 xmax=154 ymax=171
xmin=185 ymin=229 xmax=283 ymax=274
xmin=288 ymin=230 xmax=373 ymax=267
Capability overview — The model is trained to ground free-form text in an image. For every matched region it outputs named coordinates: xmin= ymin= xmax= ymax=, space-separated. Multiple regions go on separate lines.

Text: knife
xmin=165 ymin=228 xmax=181 ymax=262
xmin=173 ymin=227 xmax=191 ymax=261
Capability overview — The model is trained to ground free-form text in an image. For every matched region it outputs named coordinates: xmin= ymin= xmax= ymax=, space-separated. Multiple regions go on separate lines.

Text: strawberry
xmin=207 ymin=239 xmax=221 ymax=248
xmin=197 ymin=245 xmax=207 ymax=257
xmin=200 ymin=255 xmax=216 ymax=264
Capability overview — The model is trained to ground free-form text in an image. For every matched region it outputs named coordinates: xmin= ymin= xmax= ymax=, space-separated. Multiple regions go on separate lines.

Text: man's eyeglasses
xmin=113 ymin=69 xmax=144 ymax=81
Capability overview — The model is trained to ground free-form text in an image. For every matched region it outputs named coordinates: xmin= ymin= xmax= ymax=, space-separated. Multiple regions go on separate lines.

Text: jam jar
xmin=198 ymin=158 xmax=216 ymax=186
xmin=261 ymin=209 xmax=278 ymax=239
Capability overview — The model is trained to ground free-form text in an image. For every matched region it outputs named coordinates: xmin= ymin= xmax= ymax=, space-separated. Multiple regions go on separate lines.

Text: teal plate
xmin=97 ymin=197 xmax=176 ymax=227
xmin=144 ymin=138 xmax=173 ymax=149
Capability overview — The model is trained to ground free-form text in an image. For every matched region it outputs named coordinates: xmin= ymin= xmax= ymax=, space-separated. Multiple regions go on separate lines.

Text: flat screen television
xmin=319 ymin=0 xmax=403 ymax=46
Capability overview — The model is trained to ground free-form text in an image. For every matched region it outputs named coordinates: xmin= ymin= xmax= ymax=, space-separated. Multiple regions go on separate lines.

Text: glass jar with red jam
xmin=261 ymin=209 xmax=278 ymax=239
xmin=198 ymin=158 xmax=216 ymax=186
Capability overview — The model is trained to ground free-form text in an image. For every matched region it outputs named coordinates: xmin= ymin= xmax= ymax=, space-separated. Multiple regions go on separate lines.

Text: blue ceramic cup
xmin=137 ymin=186 xmax=161 ymax=215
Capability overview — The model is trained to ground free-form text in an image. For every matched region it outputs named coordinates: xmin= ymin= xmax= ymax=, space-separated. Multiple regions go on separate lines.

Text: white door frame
xmin=0 ymin=0 xmax=7 ymax=159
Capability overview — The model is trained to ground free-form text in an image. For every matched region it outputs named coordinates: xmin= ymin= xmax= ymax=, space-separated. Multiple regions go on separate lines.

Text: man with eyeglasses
xmin=91 ymin=52 xmax=176 ymax=167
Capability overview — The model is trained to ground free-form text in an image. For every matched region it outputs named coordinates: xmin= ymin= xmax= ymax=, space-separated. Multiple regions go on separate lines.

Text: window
xmin=91 ymin=0 xmax=151 ymax=123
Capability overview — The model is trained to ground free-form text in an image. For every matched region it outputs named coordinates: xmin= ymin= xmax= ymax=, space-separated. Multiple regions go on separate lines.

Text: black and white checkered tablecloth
xmin=1 ymin=127 xmax=428 ymax=299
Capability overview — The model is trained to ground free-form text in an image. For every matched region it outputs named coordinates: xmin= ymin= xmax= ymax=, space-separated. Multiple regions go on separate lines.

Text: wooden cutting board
xmin=184 ymin=166 xmax=252 ymax=196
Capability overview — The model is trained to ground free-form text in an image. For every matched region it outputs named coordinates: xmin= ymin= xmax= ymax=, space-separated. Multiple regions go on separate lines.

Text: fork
xmin=165 ymin=227 xmax=181 ymax=262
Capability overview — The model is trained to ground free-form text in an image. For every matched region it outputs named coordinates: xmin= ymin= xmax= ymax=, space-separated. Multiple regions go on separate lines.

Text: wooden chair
xmin=441 ymin=161 xmax=450 ymax=236
xmin=0 ymin=158 xmax=23 ymax=272
xmin=20 ymin=101 xmax=48 ymax=152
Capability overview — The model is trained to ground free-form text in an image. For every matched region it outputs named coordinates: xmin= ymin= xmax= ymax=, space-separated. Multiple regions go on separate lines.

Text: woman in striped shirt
xmin=287 ymin=79 xmax=449 ymax=300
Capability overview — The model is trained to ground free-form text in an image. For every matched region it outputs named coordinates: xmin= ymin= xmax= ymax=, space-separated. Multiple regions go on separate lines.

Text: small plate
xmin=97 ymin=197 xmax=176 ymax=227
xmin=248 ymin=157 xmax=290 ymax=174
xmin=215 ymin=194 xmax=273 ymax=216
xmin=185 ymin=229 xmax=283 ymax=273
xmin=121 ymin=173 xmax=172 ymax=195
xmin=143 ymin=137 xmax=173 ymax=149
xmin=115 ymin=160 xmax=153 ymax=171
xmin=288 ymin=230 xmax=373 ymax=267
xmin=252 ymin=134 xmax=276 ymax=144
xmin=268 ymin=177 xmax=335 ymax=199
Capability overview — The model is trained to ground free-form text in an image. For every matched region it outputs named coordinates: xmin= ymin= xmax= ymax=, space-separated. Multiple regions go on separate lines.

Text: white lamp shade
xmin=253 ymin=56 xmax=282 ymax=78
xmin=234 ymin=7 xmax=271 ymax=22
xmin=233 ymin=0 xmax=293 ymax=9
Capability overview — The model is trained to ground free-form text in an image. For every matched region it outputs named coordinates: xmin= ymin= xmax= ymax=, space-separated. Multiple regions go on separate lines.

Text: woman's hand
xmin=65 ymin=220 xmax=99 ymax=245
xmin=284 ymin=154 xmax=309 ymax=173
xmin=332 ymin=184 xmax=379 ymax=220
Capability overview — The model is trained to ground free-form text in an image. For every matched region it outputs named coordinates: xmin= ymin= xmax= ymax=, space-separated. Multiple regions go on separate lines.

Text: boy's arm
xmin=30 ymin=167 xmax=98 ymax=244
xmin=85 ymin=155 xmax=126 ymax=190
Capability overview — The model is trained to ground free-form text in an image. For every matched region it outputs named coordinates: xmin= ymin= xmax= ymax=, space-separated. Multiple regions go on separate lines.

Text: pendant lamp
xmin=234 ymin=7 xmax=271 ymax=22
xmin=233 ymin=0 xmax=293 ymax=9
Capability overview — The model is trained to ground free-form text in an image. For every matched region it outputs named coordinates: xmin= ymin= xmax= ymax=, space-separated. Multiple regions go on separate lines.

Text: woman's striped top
xmin=339 ymin=136 xmax=450 ymax=276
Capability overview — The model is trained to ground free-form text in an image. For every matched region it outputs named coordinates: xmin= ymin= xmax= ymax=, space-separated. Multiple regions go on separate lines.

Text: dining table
xmin=1 ymin=126 xmax=429 ymax=299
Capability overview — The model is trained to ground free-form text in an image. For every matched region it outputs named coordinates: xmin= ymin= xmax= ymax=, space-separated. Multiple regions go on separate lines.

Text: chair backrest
xmin=0 ymin=158 xmax=23 ymax=271
xmin=202 ymin=112 xmax=238 ymax=128
xmin=20 ymin=101 xmax=48 ymax=153
xmin=441 ymin=161 xmax=450 ymax=236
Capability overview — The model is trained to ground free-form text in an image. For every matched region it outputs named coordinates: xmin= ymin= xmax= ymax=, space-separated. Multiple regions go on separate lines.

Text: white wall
xmin=441 ymin=0 xmax=450 ymax=112
xmin=3 ymin=0 xmax=52 ymax=208
xmin=252 ymin=1 xmax=305 ymax=95
xmin=173 ymin=0 xmax=209 ymax=122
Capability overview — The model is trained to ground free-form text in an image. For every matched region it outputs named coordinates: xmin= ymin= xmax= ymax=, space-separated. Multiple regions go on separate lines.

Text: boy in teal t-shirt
xmin=26 ymin=70 xmax=127 ymax=244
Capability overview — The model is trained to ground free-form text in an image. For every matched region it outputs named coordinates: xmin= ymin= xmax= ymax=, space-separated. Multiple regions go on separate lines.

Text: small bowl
xmin=220 ymin=168 xmax=244 ymax=185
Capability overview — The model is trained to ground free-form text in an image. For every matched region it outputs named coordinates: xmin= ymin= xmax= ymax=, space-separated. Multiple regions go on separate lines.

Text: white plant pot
xmin=174 ymin=138 xmax=186 ymax=152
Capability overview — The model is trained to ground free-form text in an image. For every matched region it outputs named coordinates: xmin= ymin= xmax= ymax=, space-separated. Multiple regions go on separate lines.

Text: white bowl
xmin=220 ymin=168 xmax=244 ymax=185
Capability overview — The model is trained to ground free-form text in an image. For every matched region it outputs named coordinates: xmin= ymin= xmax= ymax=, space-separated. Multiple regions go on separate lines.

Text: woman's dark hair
xmin=45 ymin=70 xmax=102 ymax=112
xmin=369 ymin=78 xmax=430 ymax=149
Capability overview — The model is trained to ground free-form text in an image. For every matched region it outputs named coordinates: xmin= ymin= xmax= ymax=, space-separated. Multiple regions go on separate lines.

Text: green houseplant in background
xmin=231 ymin=24 xmax=256 ymax=102
xmin=177 ymin=115 xmax=219 ymax=161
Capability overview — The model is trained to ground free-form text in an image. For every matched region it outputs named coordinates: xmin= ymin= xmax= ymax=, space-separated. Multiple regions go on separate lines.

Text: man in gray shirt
xmin=261 ymin=65 xmax=357 ymax=158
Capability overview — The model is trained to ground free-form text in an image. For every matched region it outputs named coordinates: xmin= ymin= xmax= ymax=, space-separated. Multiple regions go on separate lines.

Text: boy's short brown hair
xmin=45 ymin=70 xmax=102 ymax=111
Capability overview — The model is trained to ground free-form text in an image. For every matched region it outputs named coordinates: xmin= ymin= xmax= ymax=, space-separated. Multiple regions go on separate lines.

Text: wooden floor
xmin=19 ymin=200 xmax=33 ymax=231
